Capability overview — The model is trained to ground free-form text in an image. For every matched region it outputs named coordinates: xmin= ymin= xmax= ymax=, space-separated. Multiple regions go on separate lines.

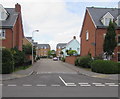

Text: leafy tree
xmin=48 ymin=50 xmax=56 ymax=57
xmin=67 ymin=50 xmax=77 ymax=56
xmin=23 ymin=44 xmax=36 ymax=55
xmin=103 ymin=21 xmax=117 ymax=60
xmin=60 ymin=51 xmax=64 ymax=55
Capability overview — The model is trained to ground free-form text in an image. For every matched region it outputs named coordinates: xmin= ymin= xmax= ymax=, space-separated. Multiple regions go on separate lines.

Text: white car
xmin=53 ymin=57 xmax=58 ymax=61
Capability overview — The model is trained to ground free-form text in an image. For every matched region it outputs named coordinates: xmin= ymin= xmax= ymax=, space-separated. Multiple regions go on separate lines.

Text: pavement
xmin=0 ymin=59 xmax=119 ymax=81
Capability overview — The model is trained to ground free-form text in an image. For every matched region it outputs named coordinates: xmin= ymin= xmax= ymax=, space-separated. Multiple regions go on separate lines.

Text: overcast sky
xmin=0 ymin=0 xmax=119 ymax=50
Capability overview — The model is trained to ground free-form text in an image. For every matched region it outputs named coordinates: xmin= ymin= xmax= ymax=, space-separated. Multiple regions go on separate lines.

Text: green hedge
xmin=91 ymin=60 xmax=119 ymax=74
xmin=75 ymin=56 xmax=92 ymax=68
xmin=2 ymin=49 xmax=14 ymax=74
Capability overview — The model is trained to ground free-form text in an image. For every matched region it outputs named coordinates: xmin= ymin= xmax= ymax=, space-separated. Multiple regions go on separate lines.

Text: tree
xmin=48 ymin=50 xmax=56 ymax=57
xmin=67 ymin=50 xmax=77 ymax=56
xmin=103 ymin=21 xmax=117 ymax=60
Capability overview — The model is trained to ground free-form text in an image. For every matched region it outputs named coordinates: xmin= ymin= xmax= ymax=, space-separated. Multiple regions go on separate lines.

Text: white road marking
xmin=36 ymin=84 xmax=46 ymax=87
xmin=79 ymin=83 xmax=89 ymax=85
xmin=59 ymin=76 xmax=76 ymax=86
xmin=92 ymin=83 xmax=102 ymax=85
xmin=59 ymin=76 xmax=67 ymax=86
xmin=66 ymin=84 xmax=77 ymax=87
xmin=80 ymin=84 xmax=91 ymax=87
xmin=8 ymin=84 xmax=16 ymax=86
xmin=95 ymin=84 xmax=105 ymax=87
xmin=23 ymin=84 xmax=32 ymax=87
xmin=108 ymin=85 xmax=119 ymax=87
xmin=51 ymin=85 xmax=60 ymax=87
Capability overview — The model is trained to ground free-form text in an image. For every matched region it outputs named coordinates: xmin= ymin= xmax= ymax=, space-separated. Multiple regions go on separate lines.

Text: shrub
xmin=61 ymin=57 xmax=65 ymax=62
xmin=2 ymin=49 xmax=13 ymax=74
xmin=91 ymin=60 xmax=119 ymax=74
xmin=11 ymin=48 xmax=25 ymax=67
xmin=75 ymin=56 xmax=92 ymax=68
xmin=68 ymin=50 xmax=77 ymax=56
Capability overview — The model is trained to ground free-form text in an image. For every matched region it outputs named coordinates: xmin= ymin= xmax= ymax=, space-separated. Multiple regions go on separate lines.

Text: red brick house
xmin=80 ymin=7 xmax=120 ymax=62
xmin=0 ymin=3 xmax=24 ymax=51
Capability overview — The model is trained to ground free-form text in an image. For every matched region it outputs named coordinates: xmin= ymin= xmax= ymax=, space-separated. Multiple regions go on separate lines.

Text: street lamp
xmin=32 ymin=30 xmax=39 ymax=65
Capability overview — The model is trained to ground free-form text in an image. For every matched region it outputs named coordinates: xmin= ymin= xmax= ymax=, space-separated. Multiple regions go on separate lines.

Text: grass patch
xmin=14 ymin=65 xmax=32 ymax=72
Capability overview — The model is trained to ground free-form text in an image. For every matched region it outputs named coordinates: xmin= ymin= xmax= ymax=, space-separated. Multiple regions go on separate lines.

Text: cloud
xmin=0 ymin=0 xmax=119 ymax=50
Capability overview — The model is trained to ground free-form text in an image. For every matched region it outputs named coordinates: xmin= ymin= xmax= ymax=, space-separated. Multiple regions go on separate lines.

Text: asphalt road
xmin=2 ymin=59 xmax=119 ymax=97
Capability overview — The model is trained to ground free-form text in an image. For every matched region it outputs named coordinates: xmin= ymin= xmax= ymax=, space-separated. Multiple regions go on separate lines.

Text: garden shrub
xmin=61 ymin=57 xmax=65 ymax=62
xmin=2 ymin=49 xmax=13 ymax=74
xmin=75 ymin=56 xmax=92 ymax=68
xmin=91 ymin=60 xmax=119 ymax=74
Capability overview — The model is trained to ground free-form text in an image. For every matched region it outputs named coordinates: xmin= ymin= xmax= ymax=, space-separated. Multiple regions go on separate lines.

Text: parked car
xmin=53 ymin=57 xmax=58 ymax=61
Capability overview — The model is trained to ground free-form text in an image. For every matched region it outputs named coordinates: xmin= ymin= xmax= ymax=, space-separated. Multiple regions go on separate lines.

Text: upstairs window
xmin=118 ymin=53 xmax=120 ymax=62
xmin=0 ymin=29 xmax=5 ymax=38
xmin=86 ymin=31 xmax=89 ymax=41
xmin=105 ymin=18 xmax=111 ymax=26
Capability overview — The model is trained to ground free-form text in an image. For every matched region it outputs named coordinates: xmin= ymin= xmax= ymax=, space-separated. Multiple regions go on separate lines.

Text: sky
xmin=0 ymin=0 xmax=120 ymax=50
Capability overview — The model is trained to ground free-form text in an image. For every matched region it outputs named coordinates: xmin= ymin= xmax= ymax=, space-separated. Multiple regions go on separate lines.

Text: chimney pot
xmin=15 ymin=3 xmax=21 ymax=12
xmin=73 ymin=36 xmax=76 ymax=39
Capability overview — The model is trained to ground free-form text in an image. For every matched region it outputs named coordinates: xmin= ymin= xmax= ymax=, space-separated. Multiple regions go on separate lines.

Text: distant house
xmin=37 ymin=44 xmax=50 ymax=57
xmin=56 ymin=43 xmax=67 ymax=57
xmin=23 ymin=37 xmax=32 ymax=46
xmin=0 ymin=3 xmax=24 ymax=51
xmin=62 ymin=36 xmax=80 ymax=57
xmin=80 ymin=7 xmax=120 ymax=62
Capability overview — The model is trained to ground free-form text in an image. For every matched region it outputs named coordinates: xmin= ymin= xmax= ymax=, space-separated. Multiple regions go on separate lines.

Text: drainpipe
xmin=11 ymin=28 xmax=14 ymax=48
xmin=95 ymin=29 xmax=97 ymax=57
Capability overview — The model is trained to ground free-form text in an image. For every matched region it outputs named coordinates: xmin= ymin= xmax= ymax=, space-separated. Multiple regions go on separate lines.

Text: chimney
xmin=15 ymin=3 xmax=21 ymax=12
xmin=73 ymin=36 xmax=76 ymax=39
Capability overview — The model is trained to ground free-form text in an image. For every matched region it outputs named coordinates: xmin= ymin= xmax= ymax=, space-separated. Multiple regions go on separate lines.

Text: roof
xmin=56 ymin=43 xmax=67 ymax=49
xmin=87 ymin=7 xmax=119 ymax=28
xmin=0 ymin=8 xmax=18 ymax=28
xmin=38 ymin=44 xmax=50 ymax=49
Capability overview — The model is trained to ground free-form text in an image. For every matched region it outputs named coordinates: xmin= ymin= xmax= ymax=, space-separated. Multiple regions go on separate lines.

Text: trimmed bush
xmin=2 ymin=49 xmax=13 ymax=74
xmin=91 ymin=60 xmax=119 ymax=74
xmin=75 ymin=56 xmax=92 ymax=68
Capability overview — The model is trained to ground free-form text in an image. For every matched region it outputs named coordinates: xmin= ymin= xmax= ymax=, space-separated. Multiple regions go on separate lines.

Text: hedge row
xmin=91 ymin=60 xmax=119 ymax=74
xmin=75 ymin=56 xmax=120 ymax=74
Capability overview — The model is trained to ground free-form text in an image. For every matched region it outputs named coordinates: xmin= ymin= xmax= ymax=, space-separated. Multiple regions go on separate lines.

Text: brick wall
xmin=65 ymin=56 xmax=78 ymax=65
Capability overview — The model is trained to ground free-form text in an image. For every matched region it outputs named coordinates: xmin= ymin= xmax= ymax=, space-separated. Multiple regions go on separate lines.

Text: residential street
xmin=2 ymin=59 xmax=119 ymax=97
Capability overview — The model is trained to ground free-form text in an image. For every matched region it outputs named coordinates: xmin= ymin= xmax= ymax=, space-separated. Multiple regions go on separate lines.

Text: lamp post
xmin=32 ymin=30 xmax=39 ymax=65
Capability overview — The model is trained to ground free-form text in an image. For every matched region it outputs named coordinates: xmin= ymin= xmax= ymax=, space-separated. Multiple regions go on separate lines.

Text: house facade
xmin=56 ymin=43 xmax=67 ymax=57
xmin=80 ymin=7 xmax=120 ymax=62
xmin=37 ymin=44 xmax=50 ymax=57
xmin=62 ymin=36 xmax=80 ymax=57
xmin=0 ymin=3 xmax=24 ymax=51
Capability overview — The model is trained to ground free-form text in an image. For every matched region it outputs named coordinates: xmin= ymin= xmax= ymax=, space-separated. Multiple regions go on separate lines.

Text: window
xmin=0 ymin=29 xmax=5 ymax=38
xmin=105 ymin=18 xmax=111 ymax=26
xmin=86 ymin=31 xmax=89 ymax=40
xmin=118 ymin=53 xmax=120 ymax=62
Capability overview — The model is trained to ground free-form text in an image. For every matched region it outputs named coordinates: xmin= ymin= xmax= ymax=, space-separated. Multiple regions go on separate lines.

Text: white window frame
xmin=86 ymin=31 xmax=89 ymax=41
xmin=0 ymin=29 xmax=5 ymax=39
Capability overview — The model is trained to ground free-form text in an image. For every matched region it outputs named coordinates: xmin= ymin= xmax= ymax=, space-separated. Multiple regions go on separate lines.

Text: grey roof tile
xmin=0 ymin=8 xmax=18 ymax=28
xmin=38 ymin=44 xmax=50 ymax=49
xmin=87 ymin=7 xmax=119 ymax=27
xmin=56 ymin=43 xmax=67 ymax=49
